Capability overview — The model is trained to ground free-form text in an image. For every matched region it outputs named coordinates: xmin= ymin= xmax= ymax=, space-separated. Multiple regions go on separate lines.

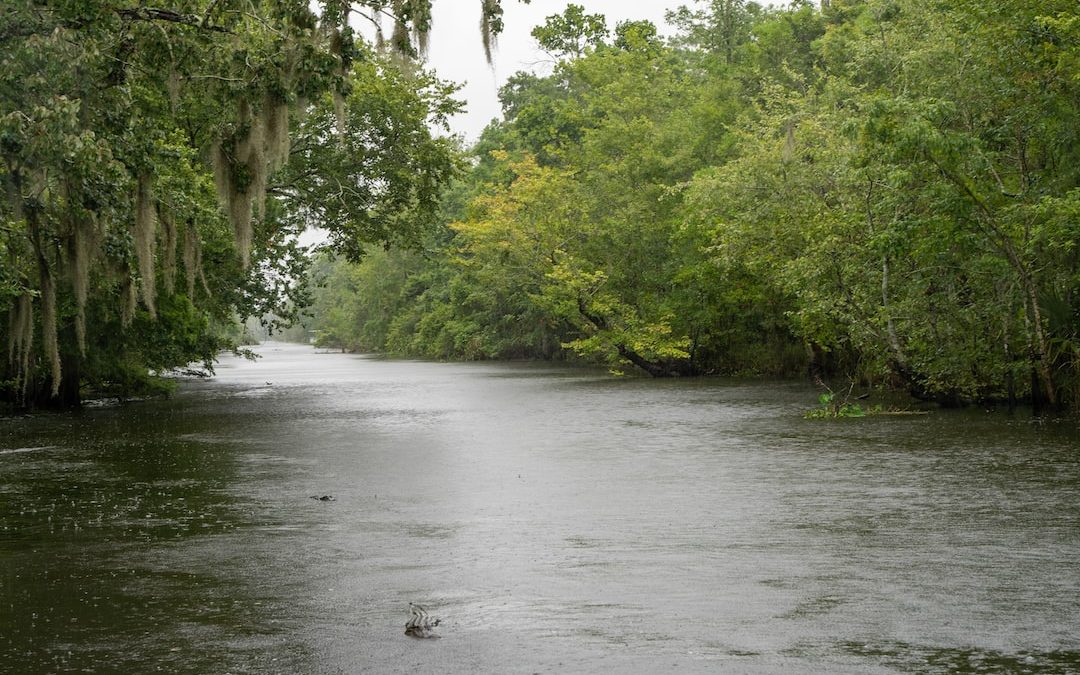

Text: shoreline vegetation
xmin=1 ymin=0 xmax=487 ymax=411
xmin=297 ymin=1 xmax=1079 ymax=413
xmin=277 ymin=338 xmax=1072 ymax=420
xmin=3 ymin=1 xmax=1078 ymax=414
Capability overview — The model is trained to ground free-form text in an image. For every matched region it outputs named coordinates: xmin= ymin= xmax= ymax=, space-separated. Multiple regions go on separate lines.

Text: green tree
xmin=530 ymin=4 xmax=608 ymax=59
xmin=667 ymin=0 xmax=760 ymax=65
xmin=301 ymin=0 xmax=1080 ymax=408
xmin=0 ymin=0 xmax=523 ymax=409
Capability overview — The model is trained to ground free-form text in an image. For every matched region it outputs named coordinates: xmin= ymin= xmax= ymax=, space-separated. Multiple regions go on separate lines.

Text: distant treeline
xmin=306 ymin=0 xmax=1080 ymax=409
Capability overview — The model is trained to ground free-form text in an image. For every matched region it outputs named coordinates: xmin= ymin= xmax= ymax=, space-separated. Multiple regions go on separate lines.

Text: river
xmin=2 ymin=342 xmax=1078 ymax=673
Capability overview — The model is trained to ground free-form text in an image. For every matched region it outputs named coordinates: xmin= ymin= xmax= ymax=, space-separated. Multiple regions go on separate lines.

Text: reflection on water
xmin=1 ymin=342 xmax=1078 ymax=673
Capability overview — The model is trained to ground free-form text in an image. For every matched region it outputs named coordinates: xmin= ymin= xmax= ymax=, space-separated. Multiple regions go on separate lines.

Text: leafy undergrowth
xmin=804 ymin=386 xmax=929 ymax=419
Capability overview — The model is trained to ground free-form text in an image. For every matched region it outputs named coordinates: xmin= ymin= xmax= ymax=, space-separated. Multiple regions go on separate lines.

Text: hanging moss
xmin=211 ymin=96 xmax=291 ymax=269
xmin=392 ymin=15 xmax=410 ymax=55
xmin=159 ymin=204 xmax=178 ymax=295
xmin=210 ymin=139 xmax=230 ymax=213
xmin=329 ymin=15 xmax=350 ymax=138
xmin=414 ymin=26 xmax=430 ymax=58
xmin=133 ymin=173 xmax=157 ymax=317
xmin=263 ymin=95 xmax=291 ymax=174
xmin=235 ymin=102 xmax=264 ymax=263
xmin=39 ymin=263 xmax=61 ymax=398
xmin=408 ymin=0 xmax=432 ymax=57
xmin=120 ymin=275 xmax=137 ymax=328
xmin=480 ymin=0 xmax=503 ymax=64
xmin=211 ymin=135 xmax=251 ymax=268
xmin=182 ymin=218 xmax=202 ymax=299
xmin=69 ymin=217 xmax=97 ymax=355
xmin=7 ymin=293 xmax=34 ymax=386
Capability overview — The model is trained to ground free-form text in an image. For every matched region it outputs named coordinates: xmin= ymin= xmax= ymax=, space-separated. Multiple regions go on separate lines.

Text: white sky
xmin=416 ymin=1 xmax=689 ymax=141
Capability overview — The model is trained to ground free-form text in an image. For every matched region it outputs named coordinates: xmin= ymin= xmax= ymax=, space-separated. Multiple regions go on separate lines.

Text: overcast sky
xmin=413 ymin=1 xmax=689 ymax=141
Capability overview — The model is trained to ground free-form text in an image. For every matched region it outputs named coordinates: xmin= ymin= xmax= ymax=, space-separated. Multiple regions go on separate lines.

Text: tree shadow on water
xmin=0 ymin=409 xmax=314 ymax=674
xmin=842 ymin=641 xmax=1080 ymax=675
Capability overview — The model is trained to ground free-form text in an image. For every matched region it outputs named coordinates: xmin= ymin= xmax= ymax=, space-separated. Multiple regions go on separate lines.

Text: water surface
xmin=2 ymin=342 xmax=1078 ymax=673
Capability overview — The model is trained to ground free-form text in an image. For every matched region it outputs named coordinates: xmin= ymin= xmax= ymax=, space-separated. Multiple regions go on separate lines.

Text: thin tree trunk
xmin=882 ymin=254 xmax=906 ymax=367
xmin=1022 ymin=273 xmax=1057 ymax=407
xmin=929 ymin=154 xmax=1058 ymax=407
xmin=58 ymin=324 xmax=82 ymax=408
xmin=1003 ymin=242 xmax=1057 ymax=407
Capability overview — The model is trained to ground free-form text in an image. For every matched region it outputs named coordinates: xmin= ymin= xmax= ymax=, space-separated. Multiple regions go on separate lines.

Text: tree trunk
xmin=1007 ymin=251 xmax=1058 ymax=409
xmin=576 ymin=298 xmax=696 ymax=377
xmin=617 ymin=344 xmax=666 ymax=377
xmin=1021 ymin=274 xmax=1057 ymax=408
xmin=929 ymin=155 xmax=1058 ymax=407
xmin=879 ymin=254 xmax=939 ymax=401
xmin=57 ymin=326 xmax=82 ymax=409
xmin=805 ymin=341 xmax=823 ymax=380
xmin=881 ymin=255 xmax=908 ymax=365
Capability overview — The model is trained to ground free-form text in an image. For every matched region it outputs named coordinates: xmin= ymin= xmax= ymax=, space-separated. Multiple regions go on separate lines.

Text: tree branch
xmin=116 ymin=7 xmax=231 ymax=34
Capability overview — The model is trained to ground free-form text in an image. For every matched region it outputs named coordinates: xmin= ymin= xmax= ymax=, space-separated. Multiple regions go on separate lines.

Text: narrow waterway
xmin=2 ymin=342 xmax=1078 ymax=673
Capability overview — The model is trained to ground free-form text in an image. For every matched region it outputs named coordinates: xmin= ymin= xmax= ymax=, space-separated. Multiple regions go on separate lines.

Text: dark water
xmin=2 ymin=342 xmax=1078 ymax=674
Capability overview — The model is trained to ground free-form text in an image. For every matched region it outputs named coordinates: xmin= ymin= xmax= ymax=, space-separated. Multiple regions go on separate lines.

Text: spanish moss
xmin=120 ymin=275 xmax=137 ymax=328
xmin=70 ymin=217 xmax=95 ymax=354
xmin=133 ymin=173 xmax=157 ymax=317
xmin=414 ymin=26 xmax=429 ymax=58
xmin=159 ymin=205 xmax=178 ymax=295
xmin=39 ymin=262 xmax=60 ymax=397
xmin=182 ymin=218 xmax=202 ymax=300
xmin=391 ymin=3 xmax=410 ymax=56
xmin=480 ymin=0 xmax=503 ymax=65
xmin=7 ymin=293 xmax=33 ymax=386
xmin=211 ymin=96 xmax=291 ymax=270
xmin=263 ymin=95 xmax=291 ymax=175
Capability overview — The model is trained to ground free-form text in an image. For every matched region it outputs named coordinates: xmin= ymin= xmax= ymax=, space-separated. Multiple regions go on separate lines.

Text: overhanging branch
xmin=116 ymin=7 xmax=231 ymax=33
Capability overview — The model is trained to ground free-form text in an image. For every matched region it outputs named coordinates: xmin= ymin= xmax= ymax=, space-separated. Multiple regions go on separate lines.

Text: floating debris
xmin=309 ymin=495 xmax=335 ymax=502
xmin=405 ymin=603 xmax=441 ymax=638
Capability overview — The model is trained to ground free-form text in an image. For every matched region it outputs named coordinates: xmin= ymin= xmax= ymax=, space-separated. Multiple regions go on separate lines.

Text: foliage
xmin=304 ymin=0 xmax=1080 ymax=409
xmin=804 ymin=392 xmax=866 ymax=419
xmin=531 ymin=4 xmax=608 ymax=59
xmin=0 ymin=0 xmax=519 ymax=409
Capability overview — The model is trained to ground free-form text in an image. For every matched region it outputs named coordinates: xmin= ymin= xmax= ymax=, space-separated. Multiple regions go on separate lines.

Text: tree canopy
xmin=305 ymin=0 xmax=1080 ymax=410
xmin=0 ymin=0 xmax=520 ymax=409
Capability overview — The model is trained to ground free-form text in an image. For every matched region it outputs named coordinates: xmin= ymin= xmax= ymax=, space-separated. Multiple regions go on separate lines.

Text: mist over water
xmin=2 ymin=342 xmax=1078 ymax=673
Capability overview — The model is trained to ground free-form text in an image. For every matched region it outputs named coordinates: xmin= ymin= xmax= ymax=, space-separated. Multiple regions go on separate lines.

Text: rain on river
xmin=2 ymin=341 xmax=1078 ymax=673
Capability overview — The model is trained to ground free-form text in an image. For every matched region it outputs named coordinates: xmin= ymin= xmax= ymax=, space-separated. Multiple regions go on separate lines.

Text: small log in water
xmin=405 ymin=603 xmax=441 ymax=638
